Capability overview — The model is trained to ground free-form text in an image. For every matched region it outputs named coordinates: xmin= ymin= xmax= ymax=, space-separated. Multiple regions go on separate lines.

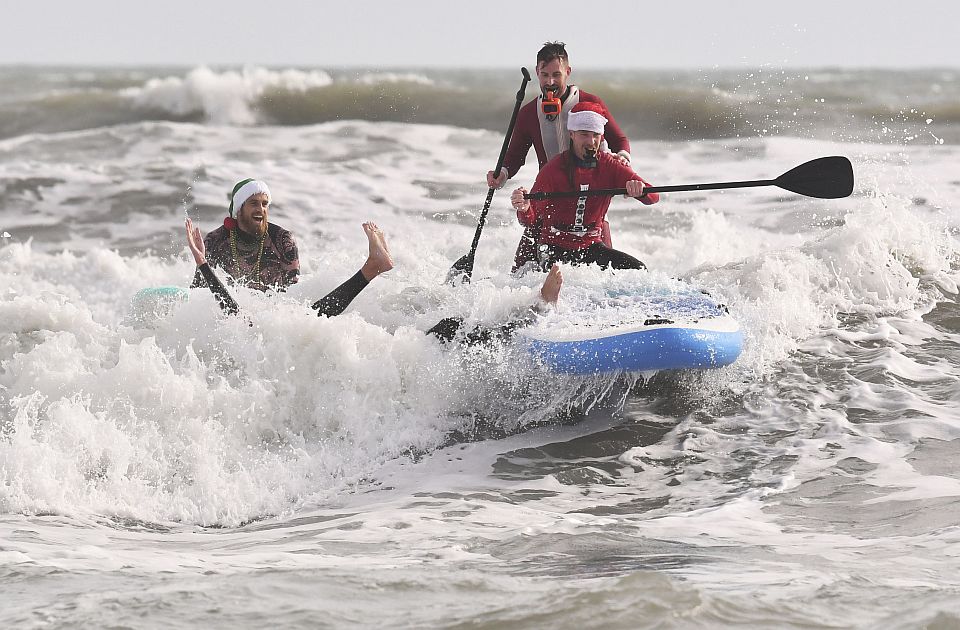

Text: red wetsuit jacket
xmin=518 ymin=150 xmax=659 ymax=251
xmin=501 ymin=87 xmax=631 ymax=269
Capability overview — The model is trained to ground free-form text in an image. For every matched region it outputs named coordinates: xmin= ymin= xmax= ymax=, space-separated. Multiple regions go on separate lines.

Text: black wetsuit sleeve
xmin=197 ymin=263 xmax=240 ymax=315
xmin=426 ymin=310 xmax=538 ymax=345
xmin=311 ymin=270 xmax=369 ymax=317
xmin=191 ymin=266 xmax=206 ymax=289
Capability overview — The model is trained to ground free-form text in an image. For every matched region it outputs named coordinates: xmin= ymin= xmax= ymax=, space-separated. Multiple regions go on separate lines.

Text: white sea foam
xmin=356 ymin=72 xmax=434 ymax=85
xmin=2 ymin=113 xmax=960 ymax=627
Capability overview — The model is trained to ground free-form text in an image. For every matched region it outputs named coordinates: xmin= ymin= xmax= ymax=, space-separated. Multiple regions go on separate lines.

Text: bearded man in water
xmin=187 ymin=178 xmax=560 ymax=324
xmin=188 ymin=178 xmax=394 ymax=316
xmin=191 ymin=179 xmax=300 ymax=291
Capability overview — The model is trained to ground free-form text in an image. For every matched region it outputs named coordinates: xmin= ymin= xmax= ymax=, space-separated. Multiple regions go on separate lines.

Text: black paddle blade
xmin=775 ymin=156 xmax=854 ymax=199
xmin=446 ymin=254 xmax=474 ymax=284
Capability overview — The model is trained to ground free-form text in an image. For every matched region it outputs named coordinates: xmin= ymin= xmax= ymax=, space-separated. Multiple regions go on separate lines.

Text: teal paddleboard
xmin=127 ymin=286 xmax=189 ymax=325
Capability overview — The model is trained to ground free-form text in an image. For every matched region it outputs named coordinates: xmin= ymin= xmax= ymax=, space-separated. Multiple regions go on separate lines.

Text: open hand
xmin=185 ymin=218 xmax=206 ymax=266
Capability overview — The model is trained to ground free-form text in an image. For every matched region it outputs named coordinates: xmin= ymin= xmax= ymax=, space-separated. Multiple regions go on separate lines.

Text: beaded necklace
xmin=229 ymin=228 xmax=266 ymax=284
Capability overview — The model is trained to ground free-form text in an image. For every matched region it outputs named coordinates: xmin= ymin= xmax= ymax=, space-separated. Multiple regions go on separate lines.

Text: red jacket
xmin=502 ymin=88 xmax=630 ymax=178
xmin=519 ymin=151 xmax=659 ymax=250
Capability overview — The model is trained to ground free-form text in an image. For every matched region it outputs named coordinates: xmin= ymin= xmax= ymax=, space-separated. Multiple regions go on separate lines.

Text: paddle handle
xmin=525 ymin=179 xmax=776 ymax=200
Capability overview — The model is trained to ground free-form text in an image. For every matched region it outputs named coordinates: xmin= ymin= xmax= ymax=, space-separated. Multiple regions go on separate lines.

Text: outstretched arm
xmin=186 ymin=218 xmax=240 ymax=316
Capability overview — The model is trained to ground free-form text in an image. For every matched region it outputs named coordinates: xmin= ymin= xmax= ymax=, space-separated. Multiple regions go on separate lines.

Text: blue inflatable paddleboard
xmin=520 ymin=285 xmax=743 ymax=375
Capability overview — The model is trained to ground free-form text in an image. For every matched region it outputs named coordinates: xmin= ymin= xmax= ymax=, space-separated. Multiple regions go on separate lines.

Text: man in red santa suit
xmin=510 ymin=101 xmax=659 ymax=271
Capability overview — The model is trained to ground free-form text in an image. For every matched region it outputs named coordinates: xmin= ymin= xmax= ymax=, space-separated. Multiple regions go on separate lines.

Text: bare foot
xmin=360 ymin=221 xmax=394 ymax=281
xmin=539 ymin=264 xmax=562 ymax=304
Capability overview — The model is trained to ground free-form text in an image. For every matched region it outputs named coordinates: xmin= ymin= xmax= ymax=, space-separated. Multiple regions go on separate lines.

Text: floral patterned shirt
xmin=191 ymin=223 xmax=299 ymax=291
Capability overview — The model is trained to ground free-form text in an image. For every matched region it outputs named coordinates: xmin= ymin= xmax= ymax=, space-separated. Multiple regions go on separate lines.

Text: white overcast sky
xmin=4 ymin=0 xmax=958 ymax=68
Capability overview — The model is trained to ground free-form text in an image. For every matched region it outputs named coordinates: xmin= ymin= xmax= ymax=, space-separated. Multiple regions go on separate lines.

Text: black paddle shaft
xmin=524 ymin=156 xmax=855 ymax=201
xmin=526 ymin=179 xmax=774 ymax=200
xmin=449 ymin=67 xmax=532 ymax=281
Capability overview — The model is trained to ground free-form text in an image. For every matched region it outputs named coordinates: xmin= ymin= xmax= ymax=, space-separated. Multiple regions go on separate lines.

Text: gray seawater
xmin=1 ymin=65 xmax=957 ymax=143
xmin=1 ymin=66 xmax=960 ymax=628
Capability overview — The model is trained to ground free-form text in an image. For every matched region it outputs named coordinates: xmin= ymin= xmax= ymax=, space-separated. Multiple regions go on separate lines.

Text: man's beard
xmin=240 ymin=217 xmax=267 ymax=237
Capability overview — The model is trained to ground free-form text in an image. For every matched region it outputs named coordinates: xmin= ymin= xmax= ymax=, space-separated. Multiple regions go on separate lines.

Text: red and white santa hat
xmin=567 ymin=102 xmax=608 ymax=134
xmin=223 ymin=178 xmax=270 ymax=229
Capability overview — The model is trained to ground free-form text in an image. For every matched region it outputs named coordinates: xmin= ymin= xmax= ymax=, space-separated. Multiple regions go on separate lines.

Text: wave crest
xmin=122 ymin=66 xmax=334 ymax=125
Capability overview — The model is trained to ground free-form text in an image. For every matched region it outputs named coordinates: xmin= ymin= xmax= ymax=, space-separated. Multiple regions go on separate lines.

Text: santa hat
xmin=224 ymin=178 xmax=270 ymax=229
xmin=567 ymin=102 xmax=608 ymax=134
